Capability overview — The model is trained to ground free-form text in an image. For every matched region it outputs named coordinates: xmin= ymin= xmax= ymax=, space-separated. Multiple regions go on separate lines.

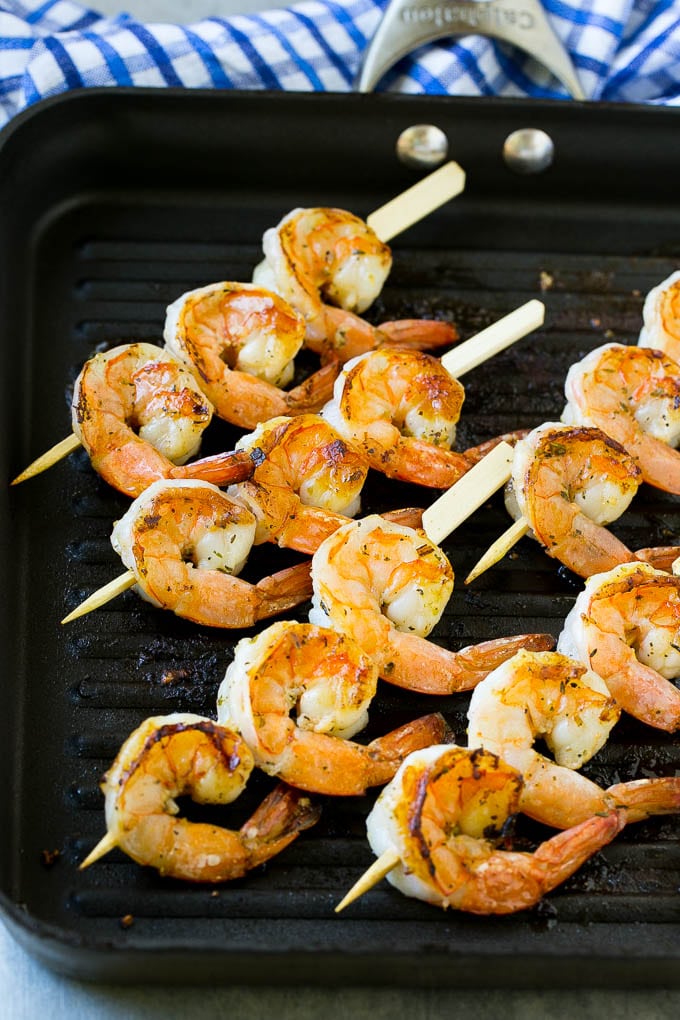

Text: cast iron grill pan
xmin=2 ymin=90 xmax=680 ymax=985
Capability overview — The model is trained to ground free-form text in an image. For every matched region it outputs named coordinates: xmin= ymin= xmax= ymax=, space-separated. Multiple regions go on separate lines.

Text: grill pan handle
xmin=356 ymin=0 xmax=586 ymax=99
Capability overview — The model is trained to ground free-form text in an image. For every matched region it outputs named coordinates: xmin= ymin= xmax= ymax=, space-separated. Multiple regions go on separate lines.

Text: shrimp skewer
xmin=558 ymin=561 xmax=680 ymax=732
xmin=253 ymin=206 xmax=455 ymax=362
xmin=467 ymin=648 xmax=680 ymax=828
xmin=322 ymin=301 xmax=545 ymax=488
xmin=337 ymin=746 xmax=622 ymax=915
xmin=309 ymin=514 xmax=554 ymax=695
xmin=465 ymin=421 xmax=674 ymax=584
xmin=562 ymin=342 xmax=680 ymax=493
xmin=639 ymin=270 xmax=680 ymax=362
xmin=164 ymin=282 xmax=340 ymax=431
xmin=62 ymin=433 xmax=513 ymax=624
xmin=63 ymin=479 xmax=313 ymax=628
xmin=12 ymin=343 xmax=255 ymax=497
xmin=216 ymin=620 xmax=451 ymax=796
xmin=80 ymin=713 xmax=320 ymax=881
xmin=336 ymin=744 xmax=680 ymax=913
xmin=253 ymin=163 xmax=466 ymax=361
xmin=466 ymin=649 xmax=620 ymax=830
xmin=15 ymin=166 xmax=464 ymax=486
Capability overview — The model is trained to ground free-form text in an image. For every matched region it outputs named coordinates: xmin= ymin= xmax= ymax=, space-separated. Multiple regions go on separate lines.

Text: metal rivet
xmin=396 ymin=124 xmax=449 ymax=169
xmin=503 ymin=128 xmax=555 ymax=175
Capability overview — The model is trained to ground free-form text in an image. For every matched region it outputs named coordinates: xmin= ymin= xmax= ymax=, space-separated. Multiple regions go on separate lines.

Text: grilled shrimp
xmin=467 ymin=649 xmax=621 ymax=829
xmin=227 ymin=414 xmax=369 ymax=553
xmin=322 ymin=348 xmax=524 ymax=488
xmin=253 ymin=206 xmax=456 ymax=360
xmin=217 ymin=620 xmax=450 ymax=796
xmin=71 ymin=342 xmax=254 ymax=497
xmin=110 ymin=479 xmax=313 ymax=628
xmin=558 ymin=561 xmax=680 ymax=732
xmin=505 ymin=422 xmax=643 ymax=577
xmin=309 ymin=515 xmax=554 ymax=694
xmin=562 ymin=343 xmax=680 ymax=493
xmin=639 ymin=270 xmax=680 ymax=362
xmin=364 ymin=745 xmax=626 ymax=915
xmin=87 ymin=713 xmax=320 ymax=882
xmin=164 ymin=282 xmax=338 ymax=430
xmin=226 ymin=414 xmax=423 ymax=554
xmin=467 ymin=647 xmax=680 ymax=827
xmin=322 ymin=348 xmax=472 ymax=487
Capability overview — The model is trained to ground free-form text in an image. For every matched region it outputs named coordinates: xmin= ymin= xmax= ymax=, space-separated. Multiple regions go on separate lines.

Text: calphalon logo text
xmin=400 ymin=3 xmax=535 ymax=31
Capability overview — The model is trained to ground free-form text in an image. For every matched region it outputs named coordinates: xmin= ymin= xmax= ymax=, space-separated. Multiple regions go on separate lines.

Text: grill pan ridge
xmin=2 ymin=88 xmax=680 ymax=986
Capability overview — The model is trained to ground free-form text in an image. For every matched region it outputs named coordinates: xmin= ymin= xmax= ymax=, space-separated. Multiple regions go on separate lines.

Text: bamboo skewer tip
xmin=61 ymin=570 xmax=137 ymax=624
xmin=11 ymin=433 xmax=81 ymax=486
xmin=465 ymin=517 xmax=531 ymax=585
xmin=335 ymin=848 xmax=401 ymax=913
xmin=79 ymin=830 xmax=119 ymax=870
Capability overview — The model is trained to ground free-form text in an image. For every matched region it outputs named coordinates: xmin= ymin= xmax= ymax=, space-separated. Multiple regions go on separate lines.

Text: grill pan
xmin=2 ymin=88 xmax=680 ymax=987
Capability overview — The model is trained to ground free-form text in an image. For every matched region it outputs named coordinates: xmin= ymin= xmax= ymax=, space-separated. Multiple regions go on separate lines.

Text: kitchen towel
xmin=1 ymin=0 xmax=679 ymax=127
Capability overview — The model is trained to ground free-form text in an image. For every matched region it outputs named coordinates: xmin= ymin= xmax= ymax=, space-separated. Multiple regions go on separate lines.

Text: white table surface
xmin=3 ymin=2 xmax=680 ymax=1015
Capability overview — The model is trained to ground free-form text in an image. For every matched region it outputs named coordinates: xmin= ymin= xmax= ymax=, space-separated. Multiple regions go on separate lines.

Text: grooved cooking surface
xmin=3 ymin=90 xmax=680 ymax=985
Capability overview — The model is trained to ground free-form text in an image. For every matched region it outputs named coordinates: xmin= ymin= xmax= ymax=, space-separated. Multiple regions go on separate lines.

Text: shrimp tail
xmin=173 ymin=449 xmax=256 ymax=486
xmin=275 ymin=713 xmax=452 ymax=796
xmin=452 ymin=633 xmax=558 ymax=688
xmin=282 ymin=361 xmax=341 ymax=414
xmin=637 ymin=433 xmax=680 ymax=494
xmin=596 ymin=659 xmax=680 ymax=733
xmin=605 ymin=776 xmax=680 ymax=823
xmin=379 ymin=507 xmax=424 ymax=530
xmin=253 ymin=560 xmax=314 ymax=621
xmin=375 ymin=319 xmax=459 ymax=353
xmin=635 ymin=545 xmax=680 ymax=573
xmin=274 ymin=506 xmax=425 ymax=556
xmin=314 ymin=712 xmax=454 ymax=795
xmin=380 ymin=438 xmax=472 ymax=488
xmin=314 ymin=307 xmax=457 ymax=364
xmin=463 ymin=429 xmax=531 ymax=465
xmin=270 ymin=506 xmax=354 ymax=555
xmin=382 ymin=632 xmax=556 ymax=695
xmin=240 ymin=783 xmax=321 ymax=869
xmin=367 ymin=712 xmax=453 ymax=766
xmin=543 ymin=511 xmax=636 ymax=579
xmin=528 ymin=810 xmax=625 ymax=898
xmin=461 ymin=810 xmax=623 ymax=915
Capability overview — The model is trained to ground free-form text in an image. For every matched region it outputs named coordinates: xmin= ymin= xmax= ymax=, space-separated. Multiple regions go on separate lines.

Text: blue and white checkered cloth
xmin=1 ymin=0 xmax=680 ymax=128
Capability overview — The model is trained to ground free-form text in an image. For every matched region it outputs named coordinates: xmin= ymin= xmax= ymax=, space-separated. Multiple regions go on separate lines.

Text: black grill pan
xmin=2 ymin=88 xmax=680 ymax=986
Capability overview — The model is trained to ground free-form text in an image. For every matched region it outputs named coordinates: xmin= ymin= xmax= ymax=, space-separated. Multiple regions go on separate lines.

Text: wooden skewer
xmin=79 ymin=830 xmax=119 ymax=870
xmin=421 ymin=441 xmax=514 ymax=547
xmin=335 ymin=848 xmax=401 ymax=913
xmin=61 ymin=571 xmax=136 ymax=624
xmin=440 ymin=299 xmax=545 ymax=379
xmin=13 ymin=168 xmax=466 ymax=487
xmin=417 ymin=299 xmax=544 ymax=583
xmin=367 ymin=161 xmax=466 ymax=243
xmin=11 ymin=433 xmax=81 ymax=485
xmin=465 ymin=518 xmax=531 ymax=585
xmin=390 ymin=301 xmax=545 ymax=549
